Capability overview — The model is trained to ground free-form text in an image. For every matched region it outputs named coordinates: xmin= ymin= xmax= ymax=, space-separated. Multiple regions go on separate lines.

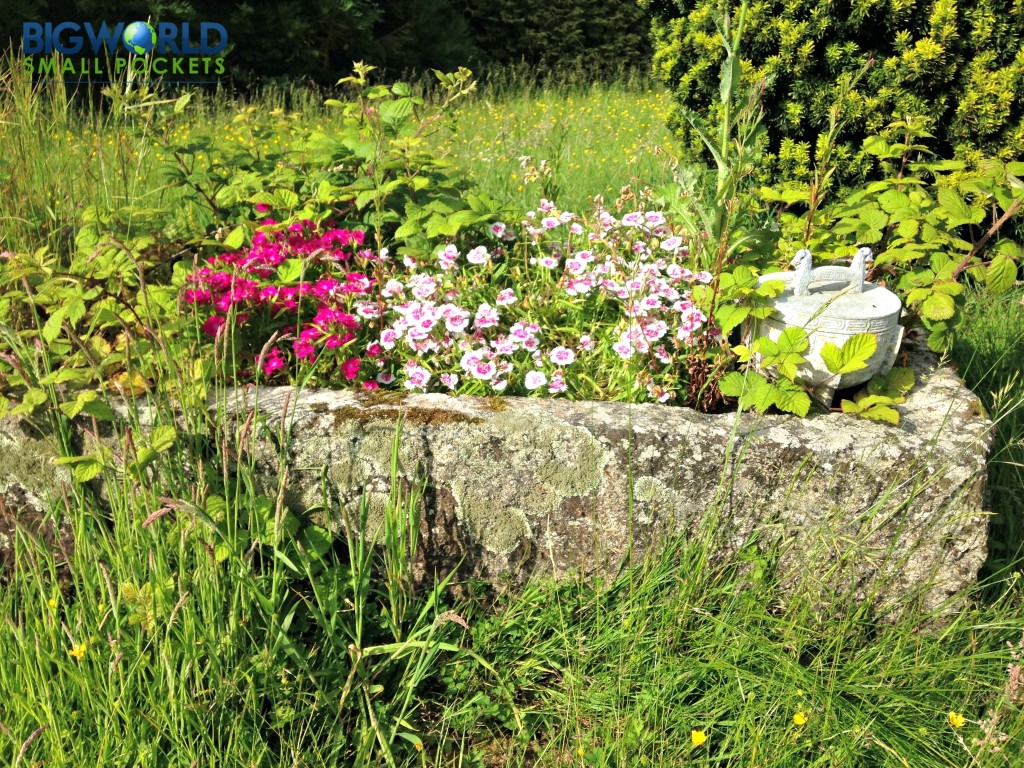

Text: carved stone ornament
xmin=747 ymin=248 xmax=905 ymax=405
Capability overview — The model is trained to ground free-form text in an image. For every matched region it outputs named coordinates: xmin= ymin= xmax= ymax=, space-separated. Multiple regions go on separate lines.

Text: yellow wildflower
xmin=948 ymin=711 xmax=966 ymax=728
xmin=691 ymin=729 xmax=708 ymax=746
xmin=794 ymin=711 xmax=809 ymax=726
xmin=47 ymin=598 xmax=57 ymax=609
xmin=68 ymin=642 xmax=87 ymax=660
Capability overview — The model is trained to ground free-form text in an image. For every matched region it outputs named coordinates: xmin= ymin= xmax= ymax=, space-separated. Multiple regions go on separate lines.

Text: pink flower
xmin=547 ymin=371 xmax=568 ymax=394
xmin=378 ymin=371 xmax=396 ymax=385
xmin=490 ymin=222 xmax=506 ymax=237
xmin=341 ymin=357 xmax=361 ymax=380
xmin=612 ymin=340 xmax=633 ymax=359
xmin=539 ymin=199 xmax=556 ymax=212
xmin=466 ymin=246 xmax=489 ymax=265
xmin=548 ymin=346 xmax=576 ymax=365
xmin=363 ymin=380 xmax=379 ymax=390
xmin=471 ymin=361 xmax=497 ymax=381
xmin=661 ymin=236 xmax=682 ymax=252
xmin=380 ymin=329 xmax=399 ymax=350
xmin=541 ymin=217 xmax=560 ymax=229
xmin=524 ymin=370 xmax=547 ymax=390
xmin=495 ymin=288 xmax=517 ymax=306
xmin=440 ymin=372 xmax=459 ymax=389
xmin=255 ymin=203 xmax=271 ymax=213
xmin=474 ymin=303 xmax=500 ymax=329
xmin=403 ymin=363 xmax=431 ymax=390
xmin=201 ymin=315 xmax=226 ymax=336
xmin=579 ymin=335 xmax=593 ymax=351
xmin=260 ymin=347 xmax=285 ymax=376
xmin=293 ymin=339 xmax=316 ymax=360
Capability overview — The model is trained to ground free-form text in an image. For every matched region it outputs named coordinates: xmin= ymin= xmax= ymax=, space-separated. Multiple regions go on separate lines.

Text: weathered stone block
xmin=0 ymin=336 xmax=993 ymax=615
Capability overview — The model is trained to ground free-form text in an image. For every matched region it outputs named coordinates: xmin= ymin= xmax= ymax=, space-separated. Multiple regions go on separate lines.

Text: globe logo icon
xmin=123 ymin=21 xmax=156 ymax=55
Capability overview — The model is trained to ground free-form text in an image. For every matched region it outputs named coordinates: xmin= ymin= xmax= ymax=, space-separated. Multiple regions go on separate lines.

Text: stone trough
xmin=0 ymin=334 xmax=993 ymax=615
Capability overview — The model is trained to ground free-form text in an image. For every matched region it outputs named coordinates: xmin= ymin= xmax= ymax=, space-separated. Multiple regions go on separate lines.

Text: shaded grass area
xmin=951 ymin=285 xmax=1024 ymax=575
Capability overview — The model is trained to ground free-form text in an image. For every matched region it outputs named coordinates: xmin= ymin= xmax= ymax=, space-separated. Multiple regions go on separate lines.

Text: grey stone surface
xmin=0 ymin=335 xmax=993 ymax=615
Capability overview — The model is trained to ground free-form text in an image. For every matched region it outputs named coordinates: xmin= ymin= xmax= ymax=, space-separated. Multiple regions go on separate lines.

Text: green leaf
xmin=921 ymin=291 xmax=956 ymax=321
xmin=859 ymin=404 xmax=900 ymax=425
xmin=74 ymin=459 xmax=104 ymax=483
xmin=715 ymin=303 xmax=750 ymax=334
xmin=820 ymin=334 xmax=877 ymax=375
xmin=173 ymin=92 xmax=192 ymax=113
xmin=878 ymin=189 xmax=912 ymax=214
xmin=149 ymin=425 xmax=178 ymax=453
xmin=222 ymin=226 xmax=246 ymax=251
xmin=298 ymin=524 xmax=333 ymax=559
xmin=81 ymin=399 xmax=115 ymax=421
xmin=773 ymin=380 xmax=811 ymax=417
xmin=936 ymin=187 xmax=983 ymax=226
xmin=128 ymin=446 xmax=159 ymax=477
xmin=14 ymin=389 xmax=48 ymax=415
xmin=42 ymin=306 xmax=68 ymax=343
xmin=777 ymin=327 xmax=809 ymax=355
xmin=276 ymin=259 xmax=305 ymax=284
xmin=986 ymin=254 xmax=1018 ymax=294
xmin=746 ymin=376 xmax=777 ymax=413
xmin=718 ymin=372 xmax=746 ymax=397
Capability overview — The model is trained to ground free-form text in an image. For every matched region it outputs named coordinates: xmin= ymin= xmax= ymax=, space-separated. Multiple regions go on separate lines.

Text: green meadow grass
xmin=1 ymin=57 xmax=1024 ymax=766
xmin=424 ymin=72 xmax=678 ymax=214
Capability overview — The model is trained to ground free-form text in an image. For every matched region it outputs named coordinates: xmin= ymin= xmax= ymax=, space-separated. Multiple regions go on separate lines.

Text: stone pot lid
xmin=769 ymin=281 xmax=903 ymax=331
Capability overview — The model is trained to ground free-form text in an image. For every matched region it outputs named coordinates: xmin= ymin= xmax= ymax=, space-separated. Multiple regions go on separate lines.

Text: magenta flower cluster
xmin=183 ymin=218 xmax=374 ymax=381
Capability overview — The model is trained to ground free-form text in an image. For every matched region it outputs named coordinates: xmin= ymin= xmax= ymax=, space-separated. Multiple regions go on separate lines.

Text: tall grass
xmin=951 ymin=285 xmax=1024 ymax=575
xmin=425 ymin=71 xmax=677 ymax=213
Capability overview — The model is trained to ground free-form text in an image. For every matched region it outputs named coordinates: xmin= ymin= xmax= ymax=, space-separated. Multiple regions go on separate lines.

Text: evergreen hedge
xmin=642 ymin=0 xmax=1024 ymax=184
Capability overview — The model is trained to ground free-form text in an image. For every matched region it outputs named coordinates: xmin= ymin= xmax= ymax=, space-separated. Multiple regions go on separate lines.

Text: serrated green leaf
xmin=18 ymin=389 xmax=49 ymax=413
xmin=936 ymin=187 xmax=983 ymax=226
xmin=150 ymin=425 xmax=177 ymax=453
xmin=840 ymin=398 xmax=863 ymax=414
xmin=59 ymin=400 xmax=83 ymax=419
xmin=886 ymin=367 xmax=915 ymax=394
xmin=276 ymin=259 xmax=305 ymax=284
xmin=777 ymin=327 xmax=809 ymax=355
xmin=42 ymin=306 xmax=68 ymax=343
xmin=773 ymin=380 xmax=811 ymax=416
xmin=74 ymin=459 xmax=104 ymax=483
xmin=718 ymin=371 xmax=746 ymax=397
xmin=129 ymin=446 xmax=159 ymax=476
xmin=715 ymin=303 xmax=750 ymax=334
xmin=746 ymin=376 xmax=777 ymax=413
xmin=986 ymin=253 xmax=1018 ymax=294
xmin=860 ymin=404 xmax=900 ymax=424
xmin=821 ymin=334 xmax=877 ymax=375
xmin=81 ymin=399 xmax=115 ymax=421
xmin=921 ymin=291 xmax=956 ymax=321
